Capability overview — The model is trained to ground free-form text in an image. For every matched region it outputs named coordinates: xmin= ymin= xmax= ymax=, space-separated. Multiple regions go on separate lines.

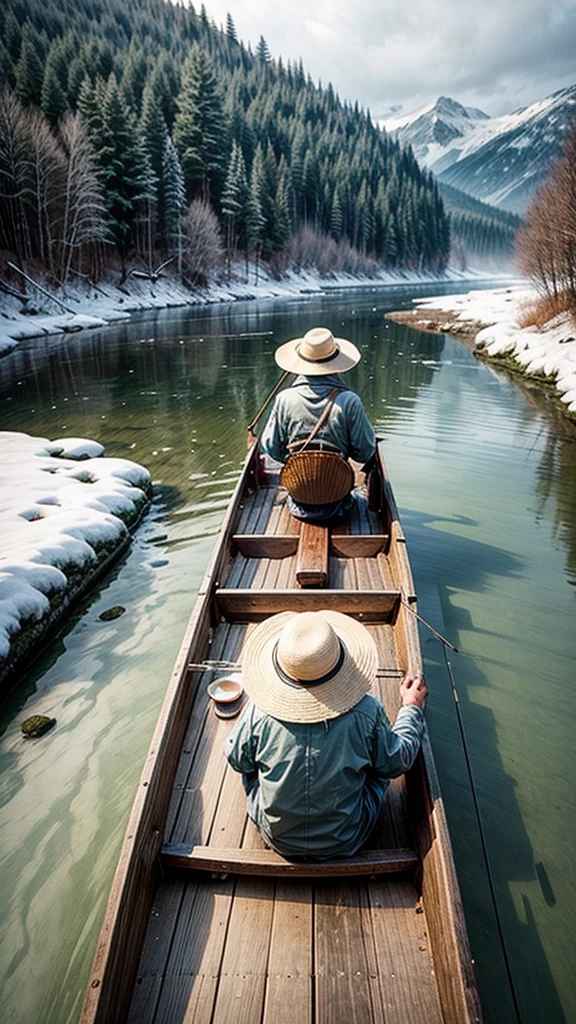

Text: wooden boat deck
xmin=126 ymin=483 xmax=444 ymax=1024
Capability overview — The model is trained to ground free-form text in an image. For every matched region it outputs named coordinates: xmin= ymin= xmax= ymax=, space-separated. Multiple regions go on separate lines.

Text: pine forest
xmin=0 ymin=0 xmax=506 ymax=289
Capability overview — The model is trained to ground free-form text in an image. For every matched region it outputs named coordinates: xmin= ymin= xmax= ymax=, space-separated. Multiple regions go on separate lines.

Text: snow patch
xmin=412 ymin=286 xmax=576 ymax=412
xmin=0 ymin=433 xmax=151 ymax=670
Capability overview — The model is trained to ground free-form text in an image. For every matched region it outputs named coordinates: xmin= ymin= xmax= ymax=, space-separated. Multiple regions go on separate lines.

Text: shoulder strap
xmin=289 ymin=387 xmax=343 ymax=454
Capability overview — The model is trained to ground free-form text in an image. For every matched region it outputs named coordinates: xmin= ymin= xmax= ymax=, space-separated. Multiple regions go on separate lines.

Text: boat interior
xmin=81 ymin=455 xmax=480 ymax=1024
xmin=126 ymin=476 xmax=444 ymax=1023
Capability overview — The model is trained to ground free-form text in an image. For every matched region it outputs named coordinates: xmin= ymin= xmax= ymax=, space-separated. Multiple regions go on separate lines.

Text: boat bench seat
xmin=160 ymin=843 xmax=418 ymax=877
xmin=296 ymin=521 xmax=329 ymax=587
xmin=215 ymin=587 xmax=402 ymax=622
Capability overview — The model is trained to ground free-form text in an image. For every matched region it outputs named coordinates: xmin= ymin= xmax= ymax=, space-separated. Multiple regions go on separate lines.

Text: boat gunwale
xmin=80 ymin=442 xmax=482 ymax=1024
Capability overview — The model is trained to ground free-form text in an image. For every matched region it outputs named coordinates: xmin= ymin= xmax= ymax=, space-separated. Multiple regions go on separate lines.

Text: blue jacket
xmin=260 ymin=373 xmax=376 ymax=465
xmin=224 ymin=694 xmax=424 ymax=859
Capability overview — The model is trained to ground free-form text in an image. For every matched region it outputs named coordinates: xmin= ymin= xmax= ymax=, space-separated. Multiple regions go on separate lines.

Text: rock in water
xmin=21 ymin=715 xmax=56 ymax=738
xmin=98 ymin=605 xmax=126 ymax=621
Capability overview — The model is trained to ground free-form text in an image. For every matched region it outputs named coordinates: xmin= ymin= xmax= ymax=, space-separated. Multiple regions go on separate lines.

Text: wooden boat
xmin=80 ymin=444 xmax=482 ymax=1024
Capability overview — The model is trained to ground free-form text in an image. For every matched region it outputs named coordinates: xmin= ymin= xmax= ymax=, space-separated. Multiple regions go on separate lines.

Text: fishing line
xmin=441 ymin=644 xmax=523 ymax=1024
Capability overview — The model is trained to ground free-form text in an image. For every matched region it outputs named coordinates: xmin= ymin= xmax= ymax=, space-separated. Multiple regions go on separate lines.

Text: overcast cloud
xmin=202 ymin=0 xmax=576 ymax=117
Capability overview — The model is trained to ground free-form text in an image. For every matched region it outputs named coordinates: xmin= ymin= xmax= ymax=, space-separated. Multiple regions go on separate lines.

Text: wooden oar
xmin=246 ymin=370 xmax=292 ymax=448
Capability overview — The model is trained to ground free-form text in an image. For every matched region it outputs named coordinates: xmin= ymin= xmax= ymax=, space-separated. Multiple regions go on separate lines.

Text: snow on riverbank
xmin=411 ymin=285 xmax=576 ymax=415
xmin=0 ymin=433 xmax=151 ymax=687
xmin=0 ymin=264 xmax=493 ymax=357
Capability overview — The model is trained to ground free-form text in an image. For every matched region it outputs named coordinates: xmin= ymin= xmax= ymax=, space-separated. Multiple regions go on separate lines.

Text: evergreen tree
xmin=226 ymin=14 xmax=237 ymax=42
xmin=221 ymin=141 xmax=249 ymax=247
xmin=246 ymin=151 xmax=266 ymax=280
xmin=162 ymin=135 xmax=187 ymax=272
xmin=330 ymin=185 xmax=343 ymax=241
xmin=4 ymin=10 xmax=22 ymax=66
xmin=67 ymin=56 xmax=89 ymax=109
xmin=96 ymin=75 xmax=149 ymax=270
xmin=173 ymin=45 xmax=228 ymax=205
xmin=256 ymin=36 xmax=272 ymax=64
xmin=141 ymin=83 xmax=168 ymax=182
xmin=40 ymin=60 xmax=67 ymax=126
xmin=15 ymin=26 xmax=44 ymax=106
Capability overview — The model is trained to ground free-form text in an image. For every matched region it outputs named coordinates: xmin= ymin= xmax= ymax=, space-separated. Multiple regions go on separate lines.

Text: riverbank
xmin=0 ymin=263 xmax=495 ymax=357
xmin=386 ymin=284 xmax=576 ymax=417
xmin=0 ymin=433 xmax=151 ymax=694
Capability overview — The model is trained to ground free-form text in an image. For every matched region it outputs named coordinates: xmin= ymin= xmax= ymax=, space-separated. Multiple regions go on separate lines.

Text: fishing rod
xmin=401 ymin=597 xmax=459 ymax=652
xmin=246 ymin=369 xmax=292 ymax=444
xmin=439 ymin=644 xmax=524 ymax=1023
xmin=401 ymin=594 xmax=522 ymax=1018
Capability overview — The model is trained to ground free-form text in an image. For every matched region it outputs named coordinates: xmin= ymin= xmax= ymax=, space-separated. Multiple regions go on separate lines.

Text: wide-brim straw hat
xmin=241 ymin=610 xmax=377 ymax=723
xmin=275 ymin=327 xmax=361 ymax=375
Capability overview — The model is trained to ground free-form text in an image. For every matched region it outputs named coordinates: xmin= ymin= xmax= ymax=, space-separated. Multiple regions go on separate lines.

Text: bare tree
xmin=22 ymin=105 xmax=65 ymax=276
xmin=181 ymin=198 xmax=223 ymax=288
xmin=516 ymin=120 xmax=576 ymax=310
xmin=0 ymin=88 xmax=31 ymax=263
xmin=56 ymin=112 xmax=108 ymax=284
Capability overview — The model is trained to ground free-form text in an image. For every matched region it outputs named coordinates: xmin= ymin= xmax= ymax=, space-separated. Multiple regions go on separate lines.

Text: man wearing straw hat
xmin=225 ymin=610 xmax=427 ymax=860
xmin=260 ymin=326 xmax=376 ymax=521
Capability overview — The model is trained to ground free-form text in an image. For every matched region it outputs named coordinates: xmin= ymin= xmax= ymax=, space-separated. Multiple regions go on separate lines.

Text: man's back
xmin=225 ymin=693 xmax=424 ymax=860
xmin=260 ymin=373 xmax=376 ymax=465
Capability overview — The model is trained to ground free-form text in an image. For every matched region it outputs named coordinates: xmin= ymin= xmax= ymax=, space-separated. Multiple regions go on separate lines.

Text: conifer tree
xmin=3 ymin=10 xmax=22 ymax=66
xmin=221 ymin=140 xmax=249 ymax=265
xmin=141 ymin=83 xmax=168 ymax=182
xmin=330 ymin=185 xmax=343 ymax=241
xmin=96 ymin=75 xmax=149 ymax=273
xmin=40 ymin=60 xmax=67 ymax=126
xmin=256 ymin=36 xmax=271 ymax=64
xmin=162 ymin=135 xmax=187 ymax=273
xmin=15 ymin=26 xmax=44 ymax=107
xmin=226 ymin=14 xmax=237 ymax=42
xmin=173 ymin=45 xmax=228 ymax=205
xmin=246 ymin=152 xmax=266 ymax=281
xmin=67 ymin=56 xmax=89 ymax=109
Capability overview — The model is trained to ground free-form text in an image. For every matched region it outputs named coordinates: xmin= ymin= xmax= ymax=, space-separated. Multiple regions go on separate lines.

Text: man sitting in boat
xmin=225 ymin=610 xmax=427 ymax=861
xmin=259 ymin=327 xmax=376 ymax=521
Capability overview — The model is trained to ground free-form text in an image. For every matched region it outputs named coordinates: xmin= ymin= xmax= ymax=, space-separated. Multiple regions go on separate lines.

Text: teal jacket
xmin=224 ymin=694 xmax=424 ymax=859
xmin=260 ymin=374 xmax=376 ymax=465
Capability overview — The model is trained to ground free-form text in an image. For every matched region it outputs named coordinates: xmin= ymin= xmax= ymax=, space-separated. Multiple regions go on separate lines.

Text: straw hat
xmin=241 ymin=610 xmax=377 ymax=723
xmin=274 ymin=327 xmax=361 ymax=376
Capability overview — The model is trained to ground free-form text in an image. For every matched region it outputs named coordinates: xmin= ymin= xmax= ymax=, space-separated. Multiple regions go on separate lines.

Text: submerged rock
xmin=21 ymin=714 xmax=56 ymax=738
xmin=99 ymin=605 xmax=126 ymax=622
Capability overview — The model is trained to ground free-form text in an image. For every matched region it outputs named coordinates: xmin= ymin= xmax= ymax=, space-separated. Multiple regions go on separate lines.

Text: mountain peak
xmin=381 ymin=83 xmax=576 ymax=214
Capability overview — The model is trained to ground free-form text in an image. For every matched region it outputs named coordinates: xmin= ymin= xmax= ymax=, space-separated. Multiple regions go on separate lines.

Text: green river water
xmin=0 ymin=283 xmax=574 ymax=1023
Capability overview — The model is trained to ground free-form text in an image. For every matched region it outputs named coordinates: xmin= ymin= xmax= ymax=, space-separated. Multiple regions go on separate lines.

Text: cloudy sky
xmin=203 ymin=0 xmax=576 ymax=118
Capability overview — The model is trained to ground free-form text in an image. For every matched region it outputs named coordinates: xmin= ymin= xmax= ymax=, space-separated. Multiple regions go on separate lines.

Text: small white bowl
xmin=207 ymin=675 xmax=244 ymax=704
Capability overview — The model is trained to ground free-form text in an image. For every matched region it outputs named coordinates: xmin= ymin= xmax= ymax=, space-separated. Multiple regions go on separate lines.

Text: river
xmin=0 ymin=282 xmax=574 ymax=1024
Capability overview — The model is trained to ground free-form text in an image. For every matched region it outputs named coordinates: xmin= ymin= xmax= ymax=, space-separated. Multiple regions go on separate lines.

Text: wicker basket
xmin=281 ymin=450 xmax=354 ymax=504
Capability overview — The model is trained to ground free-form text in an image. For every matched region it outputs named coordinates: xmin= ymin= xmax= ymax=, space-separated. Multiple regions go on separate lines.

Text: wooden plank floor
xmin=228 ymin=485 xmax=394 ymax=593
xmin=129 ymin=618 xmax=443 ymax=1024
xmin=128 ymin=876 xmax=441 ymax=1024
xmin=127 ymin=483 xmax=443 ymax=1023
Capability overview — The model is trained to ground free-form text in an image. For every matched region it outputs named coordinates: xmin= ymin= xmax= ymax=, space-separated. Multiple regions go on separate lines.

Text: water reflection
xmin=0 ymin=284 xmax=575 ymax=1024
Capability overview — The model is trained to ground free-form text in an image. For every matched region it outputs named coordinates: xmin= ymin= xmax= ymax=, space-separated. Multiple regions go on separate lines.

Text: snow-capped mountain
xmin=382 ymin=96 xmax=490 ymax=171
xmin=382 ymin=86 xmax=576 ymax=214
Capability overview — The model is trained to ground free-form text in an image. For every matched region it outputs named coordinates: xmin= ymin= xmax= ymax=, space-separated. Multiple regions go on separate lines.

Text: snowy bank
xmin=0 ymin=264 xmax=493 ymax=357
xmin=390 ymin=284 xmax=576 ymax=417
xmin=0 ymin=432 xmax=151 ymax=692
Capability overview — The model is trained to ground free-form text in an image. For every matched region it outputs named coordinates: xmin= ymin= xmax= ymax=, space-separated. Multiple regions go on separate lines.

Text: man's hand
xmin=400 ymin=673 xmax=428 ymax=709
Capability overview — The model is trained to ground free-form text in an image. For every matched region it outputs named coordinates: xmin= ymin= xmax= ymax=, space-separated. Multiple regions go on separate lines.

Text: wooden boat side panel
xmin=380 ymin=453 xmax=482 ymax=1022
xmin=80 ymin=591 xmax=213 ymax=1024
xmin=80 ymin=449 xmax=259 ymax=1024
